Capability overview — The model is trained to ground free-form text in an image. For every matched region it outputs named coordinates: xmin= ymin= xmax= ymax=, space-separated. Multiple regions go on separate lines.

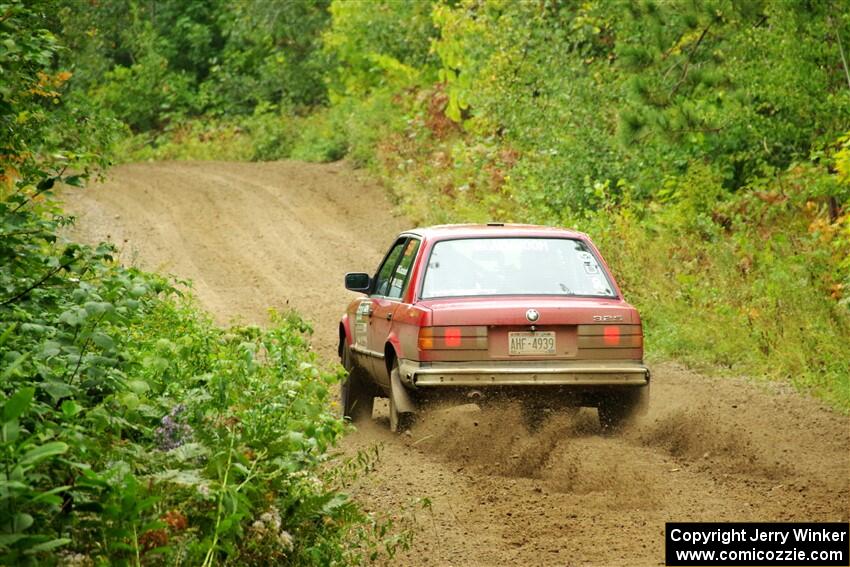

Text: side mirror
xmin=345 ymin=272 xmax=372 ymax=293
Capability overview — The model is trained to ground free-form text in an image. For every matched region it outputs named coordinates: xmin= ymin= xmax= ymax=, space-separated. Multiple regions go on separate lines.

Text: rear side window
xmin=387 ymin=239 xmax=420 ymax=299
xmin=373 ymin=239 xmax=406 ymax=297
xmin=421 ymin=237 xmax=616 ymax=299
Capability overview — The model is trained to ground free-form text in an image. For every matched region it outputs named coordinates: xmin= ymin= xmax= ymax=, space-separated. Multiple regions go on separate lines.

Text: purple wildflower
xmin=155 ymin=404 xmax=193 ymax=450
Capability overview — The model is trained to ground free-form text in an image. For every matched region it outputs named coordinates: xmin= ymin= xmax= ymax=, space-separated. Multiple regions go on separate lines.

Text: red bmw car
xmin=339 ymin=224 xmax=649 ymax=432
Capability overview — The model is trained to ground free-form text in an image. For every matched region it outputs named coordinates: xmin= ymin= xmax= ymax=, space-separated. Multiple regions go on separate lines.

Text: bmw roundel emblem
xmin=526 ymin=309 xmax=540 ymax=322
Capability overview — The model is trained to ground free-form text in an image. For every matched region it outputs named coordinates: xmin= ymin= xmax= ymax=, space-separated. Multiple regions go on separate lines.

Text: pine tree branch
xmin=670 ymin=24 xmax=712 ymax=98
xmin=660 ymin=33 xmax=685 ymax=62
xmin=829 ymin=16 xmax=850 ymax=91
xmin=752 ymin=14 xmax=768 ymax=29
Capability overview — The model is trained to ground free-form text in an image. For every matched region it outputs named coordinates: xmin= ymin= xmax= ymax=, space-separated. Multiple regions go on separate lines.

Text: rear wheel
xmin=341 ymin=344 xmax=374 ymax=423
xmin=389 ymin=360 xmax=415 ymax=433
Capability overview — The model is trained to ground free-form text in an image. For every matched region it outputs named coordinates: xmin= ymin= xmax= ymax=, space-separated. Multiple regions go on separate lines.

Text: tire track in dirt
xmin=64 ymin=161 xmax=849 ymax=566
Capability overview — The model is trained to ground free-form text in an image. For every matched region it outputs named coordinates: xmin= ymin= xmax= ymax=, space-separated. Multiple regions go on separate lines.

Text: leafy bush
xmin=289 ymin=109 xmax=349 ymax=163
xmin=583 ymin=161 xmax=850 ymax=409
xmin=90 ymin=50 xmax=197 ymax=132
xmin=116 ymin=120 xmax=254 ymax=162
xmin=244 ymin=104 xmax=298 ymax=162
xmin=207 ymin=0 xmax=331 ymax=112
xmin=0 ymin=185 xmax=412 ymax=562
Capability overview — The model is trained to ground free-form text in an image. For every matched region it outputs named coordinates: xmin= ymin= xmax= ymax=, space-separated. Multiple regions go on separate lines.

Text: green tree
xmin=616 ymin=0 xmax=850 ymax=190
xmin=324 ymin=0 xmax=438 ymax=98
xmin=207 ymin=0 xmax=331 ymax=113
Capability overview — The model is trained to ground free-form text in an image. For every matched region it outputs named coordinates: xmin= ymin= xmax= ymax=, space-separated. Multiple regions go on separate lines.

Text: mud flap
xmin=390 ymin=368 xmax=417 ymax=414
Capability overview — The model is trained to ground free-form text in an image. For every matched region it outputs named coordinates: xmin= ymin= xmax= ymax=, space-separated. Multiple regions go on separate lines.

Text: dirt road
xmin=65 ymin=161 xmax=849 ymax=566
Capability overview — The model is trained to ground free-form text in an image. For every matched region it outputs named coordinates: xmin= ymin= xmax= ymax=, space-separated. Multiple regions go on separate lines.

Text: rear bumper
xmin=397 ymin=359 xmax=650 ymax=389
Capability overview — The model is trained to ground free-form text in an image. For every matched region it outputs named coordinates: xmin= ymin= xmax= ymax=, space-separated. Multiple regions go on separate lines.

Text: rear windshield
xmin=420 ymin=237 xmax=617 ymax=299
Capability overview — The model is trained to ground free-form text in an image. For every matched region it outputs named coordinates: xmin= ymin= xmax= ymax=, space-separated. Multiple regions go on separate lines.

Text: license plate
xmin=509 ymin=332 xmax=556 ymax=355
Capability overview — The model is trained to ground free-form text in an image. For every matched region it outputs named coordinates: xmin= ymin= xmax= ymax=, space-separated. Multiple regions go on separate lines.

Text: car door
xmin=367 ymin=237 xmax=421 ymax=387
xmin=357 ymin=238 xmax=407 ymax=385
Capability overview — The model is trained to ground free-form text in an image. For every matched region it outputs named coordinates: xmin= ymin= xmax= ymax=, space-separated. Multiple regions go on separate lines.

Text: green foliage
xmin=0 ymin=215 xmax=396 ymax=563
xmin=57 ymin=0 xmax=218 ymax=131
xmin=288 ymin=109 xmax=349 ymax=163
xmin=116 ymin=120 xmax=254 ymax=162
xmin=421 ymin=0 xmax=850 ymax=210
xmin=2 ymin=2 xmax=409 ymax=562
xmin=55 ymin=0 xmax=331 ymax=133
xmin=301 ymin=0 xmax=850 ymax=408
xmin=323 ymin=0 xmax=437 ymax=98
xmin=213 ymin=0 xmax=331 ymax=112
xmin=614 ymin=1 xmax=850 ymax=190
xmin=244 ymin=104 xmax=298 ymax=162
xmin=0 ymin=0 xmax=118 ymax=193
xmin=92 ymin=49 xmax=197 ymax=131
xmin=582 ymin=161 xmax=850 ymax=409
xmin=114 ymin=91 xmax=411 ymax=166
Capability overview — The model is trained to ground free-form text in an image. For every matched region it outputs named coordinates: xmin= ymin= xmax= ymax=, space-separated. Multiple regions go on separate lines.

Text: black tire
xmin=341 ymin=344 xmax=374 ymax=423
xmin=389 ymin=360 xmax=415 ymax=433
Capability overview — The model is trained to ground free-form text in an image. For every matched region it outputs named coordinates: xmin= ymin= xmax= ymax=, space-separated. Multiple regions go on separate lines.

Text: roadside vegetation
xmin=0 ymin=2 xmax=411 ymax=564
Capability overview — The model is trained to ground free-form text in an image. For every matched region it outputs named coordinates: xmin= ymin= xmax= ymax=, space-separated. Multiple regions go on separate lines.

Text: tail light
xmin=418 ymin=326 xmax=487 ymax=350
xmin=418 ymin=327 xmax=434 ymax=350
xmin=603 ymin=325 xmax=620 ymax=346
xmin=444 ymin=327 xmax=462 ymax=347
xmin=578 ymin=325 xmax=642 ymax=349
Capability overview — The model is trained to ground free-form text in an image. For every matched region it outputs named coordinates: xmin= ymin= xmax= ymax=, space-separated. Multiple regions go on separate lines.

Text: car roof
xmin=403 ymin=223 xmax=586 ymax=240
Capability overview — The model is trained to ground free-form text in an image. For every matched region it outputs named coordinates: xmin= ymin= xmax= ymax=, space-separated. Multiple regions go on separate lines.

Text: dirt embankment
xmin=65 ymin=161 xmax=850 ymax=567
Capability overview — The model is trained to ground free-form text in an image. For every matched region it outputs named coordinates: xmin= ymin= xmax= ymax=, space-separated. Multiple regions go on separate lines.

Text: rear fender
xmin=385 ymin=331 xmax=403 ymax=364
xmin=339 ymin=315 xmax=353 ymax=357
